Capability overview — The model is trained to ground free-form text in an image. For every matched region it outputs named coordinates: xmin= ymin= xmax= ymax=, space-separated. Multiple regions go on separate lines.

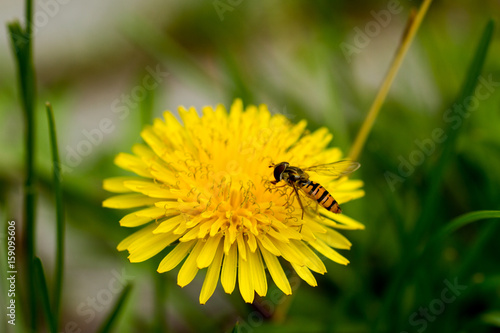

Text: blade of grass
xmin=231 ymin=322 xmax=241 ymax=333
xmin=97 ymin=283 xmax=133 ymax=333
xmin=7 ymin=0 xmax=38 ymax=328
xmin=418 ymin=210 xmax=500 ymax=260
xmin=34 ymin=257 xmax=56 ymax=333
xmin=405 ymin=19 xmax=494 ymax=303
xmin=482 ymin=311 xmax=500 ymax=327
xmin=436 ymin=210 xmax=500 ymax=236
xmin=349 ymin=0 xmax=433 ymax=161
xmin=379 ymin=210 xmax=500 ymax=333
xmin=412 ymin=19 xmax=495 ymax=242
xmin=46 ymin=102 xmax=65 ymax=329
xmin=374 ymin=20 xmax=495 ymax=333
xmin=409 ymin=21 xmax=495 ymax=328
xmin=406 ymin=209 xmax=500 ymax=322
xmin=456 ymin=220 xmax=499 ymax=277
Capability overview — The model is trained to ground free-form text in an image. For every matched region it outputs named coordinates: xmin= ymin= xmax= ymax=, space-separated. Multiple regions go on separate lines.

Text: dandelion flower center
xmin=103 ymin=99 xmax=365 ymax=304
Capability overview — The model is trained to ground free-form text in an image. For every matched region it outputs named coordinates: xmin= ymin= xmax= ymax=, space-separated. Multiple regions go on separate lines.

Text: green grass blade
xmin=231 ymin=322 xmax=241 ymax=333
xmin=456 ymin=220 xmax=499 ymax=277
xmin=413 ymin=19 xmax=495 ymax=241
xmin=25 ymin=0 xmax=33 ymax=35
xmin=482 ymin=311 xmax=500 ymax=327
xmin=375 ymin=21 xmax=496 ymax=332
xmin=7 ymin=0 xmax=38 ymax=329
xmin=457 ymin=20 xmax=496 ymax=105
xmin=7 ymin=22 xmax=27 ymax=69
xmin=378 ymin=212 xmax=500 ymax=333
xmin=34 ymin=257 xmax=56 ymax=333
xmin=418 ymin=210 xmax=500 ymax=259
xmin=97 ymin=283 xmax=133 ymax=333
xmin=46 ymin=102 xmax=65 ymax=328
xmin=7 ymin=21 xmax=35 ymax=117
xmin=437 ymin=210 xmax=500 ymax=236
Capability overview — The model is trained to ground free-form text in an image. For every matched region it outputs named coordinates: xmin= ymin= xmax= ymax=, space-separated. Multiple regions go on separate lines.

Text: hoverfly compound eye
xmin=273 ymin=162 xmax=289 ymax=182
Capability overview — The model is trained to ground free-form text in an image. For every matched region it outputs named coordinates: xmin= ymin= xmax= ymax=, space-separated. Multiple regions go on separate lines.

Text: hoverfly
xmin=270 ymin=160 xmax=360 ymax=219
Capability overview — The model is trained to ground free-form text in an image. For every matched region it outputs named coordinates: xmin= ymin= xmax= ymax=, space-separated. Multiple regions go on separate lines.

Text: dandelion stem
xmin=348 ymin=0 xmax=433 ymax=161
xmin=46 ymin=102 xmax=65 ymax=329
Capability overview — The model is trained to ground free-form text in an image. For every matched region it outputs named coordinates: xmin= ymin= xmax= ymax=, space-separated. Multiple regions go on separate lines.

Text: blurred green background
xmin=1 ymin=0 xmax=500 ymax=332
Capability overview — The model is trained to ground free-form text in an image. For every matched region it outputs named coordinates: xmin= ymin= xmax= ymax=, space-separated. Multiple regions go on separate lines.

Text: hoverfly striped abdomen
xmin=301 ymin=180 xmax=341 ymax=214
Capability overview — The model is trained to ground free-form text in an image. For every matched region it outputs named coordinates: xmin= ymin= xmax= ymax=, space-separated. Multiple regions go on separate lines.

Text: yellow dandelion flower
xmin=103 ymin=99 xmax=365 ymax=304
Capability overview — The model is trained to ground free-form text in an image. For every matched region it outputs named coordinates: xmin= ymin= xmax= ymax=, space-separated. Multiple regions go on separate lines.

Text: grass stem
xmin=349 ymin=0 xmax=433 ymax=161
xmin=46 ymin=102 xmax=65 ymax=329
xmin=7 ymin=0 xmax=37 ymax=328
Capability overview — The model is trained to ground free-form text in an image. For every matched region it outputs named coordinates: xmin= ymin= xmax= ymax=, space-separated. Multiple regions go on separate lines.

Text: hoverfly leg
xmin=291 ymin=182 xmax=305 ymax=220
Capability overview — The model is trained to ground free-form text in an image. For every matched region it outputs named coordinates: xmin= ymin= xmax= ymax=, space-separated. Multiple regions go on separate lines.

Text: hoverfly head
xmin=271 ymin=162 xmax=289 ymax=184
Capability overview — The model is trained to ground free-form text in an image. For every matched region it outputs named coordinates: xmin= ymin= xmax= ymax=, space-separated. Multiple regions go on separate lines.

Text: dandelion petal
xmin=177 ymin=240 xmax=204 ymax=287
xmin=221 ymin=244 xmax=237 ymax=294
xmin=199 ymin=242 xmax=224 ymax=304
xmin=260 ymin=247 xmax=292 ymax=295
xmin=197 ymin=234 xmax=223 ymax=269
xmin=238 ymin=248 xmax=255 ymax=303
xmin=248 ymin=247 xmax=267 ymax=296
xmin=158 ymin=240 xmax=196 ymax=273
xmin=291 ymin=263 xmax=317 ymax=287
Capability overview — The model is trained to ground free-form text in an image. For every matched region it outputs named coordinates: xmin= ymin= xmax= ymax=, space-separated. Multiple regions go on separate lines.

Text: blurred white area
xmin=1 ymin=0 xmax=215 ymax=173
xmin=1 ymin=0 xmax=178 ymax=70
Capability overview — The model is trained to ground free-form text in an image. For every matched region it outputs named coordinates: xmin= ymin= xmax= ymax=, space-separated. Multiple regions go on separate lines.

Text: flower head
xmin=103 ymin=99 xmax=364 ymax=304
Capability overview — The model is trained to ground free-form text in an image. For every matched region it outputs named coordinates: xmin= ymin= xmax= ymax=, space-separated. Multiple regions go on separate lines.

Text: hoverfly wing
xmin=302 ymin=160 xmax=360 ymax=178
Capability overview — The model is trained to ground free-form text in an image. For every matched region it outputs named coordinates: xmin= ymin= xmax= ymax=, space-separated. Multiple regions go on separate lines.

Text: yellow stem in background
xmin=348 ymin=0 xmax=433 ymax=161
